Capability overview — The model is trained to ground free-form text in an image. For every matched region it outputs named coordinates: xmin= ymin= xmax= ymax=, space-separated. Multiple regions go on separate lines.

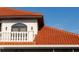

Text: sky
xmin=13 ymin=7 xmax=79 ymax=34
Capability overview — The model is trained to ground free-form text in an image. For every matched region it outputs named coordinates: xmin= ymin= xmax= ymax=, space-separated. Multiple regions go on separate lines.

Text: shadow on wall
xmin=0 ymin=47 xmax=79 ymax=52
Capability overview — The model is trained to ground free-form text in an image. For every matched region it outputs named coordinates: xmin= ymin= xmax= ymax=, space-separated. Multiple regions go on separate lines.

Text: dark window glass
xmin=11 ymin=23 xmax=27 ymax=32
xmin=31 ymin=26 xmax=33 ymax=30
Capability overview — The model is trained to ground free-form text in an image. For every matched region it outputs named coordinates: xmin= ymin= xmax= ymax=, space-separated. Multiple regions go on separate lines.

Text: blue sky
xmin=13 ymin=7 xmax=79 ymax=34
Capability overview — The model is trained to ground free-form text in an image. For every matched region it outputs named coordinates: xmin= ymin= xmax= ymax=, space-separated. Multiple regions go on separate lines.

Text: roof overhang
xmin=0 ymin=15 xmax=44 ymax=30
xmin=0 ymin=15 xmax=42 ymax=19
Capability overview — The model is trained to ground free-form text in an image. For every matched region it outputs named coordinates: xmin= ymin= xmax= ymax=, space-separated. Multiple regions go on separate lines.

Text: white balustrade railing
xmin=0 ymin=31 xmax=34 ymax=42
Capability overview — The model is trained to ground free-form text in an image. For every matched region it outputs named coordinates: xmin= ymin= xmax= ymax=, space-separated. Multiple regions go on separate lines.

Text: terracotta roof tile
xmin=35 ymin=26 xmax=79 ymax=45
xmin=0 ymin=7 xmax=42 ymax=16
xmin=0 ymin=42 xmax=34 ymax=45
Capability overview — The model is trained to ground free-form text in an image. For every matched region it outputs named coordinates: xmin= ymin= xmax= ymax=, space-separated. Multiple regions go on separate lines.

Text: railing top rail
xmin=1 ymin=31 xmax=33 ymax=33
xmin=11 ymin=32 xmax=28 ymax=33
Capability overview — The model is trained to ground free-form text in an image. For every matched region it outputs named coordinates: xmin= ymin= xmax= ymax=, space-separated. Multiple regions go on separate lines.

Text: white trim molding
xmin=0 ymin=45 xmax=79 ymax=48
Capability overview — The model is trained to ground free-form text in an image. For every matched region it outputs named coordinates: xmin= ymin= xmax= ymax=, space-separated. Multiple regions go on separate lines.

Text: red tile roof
xmin=35 ymin=26 xmax=79 ymax=45
xmin=0 ymin=26 xmax=79 ymax=45
xmin=0 ymin=7 xmax=42 ymax=16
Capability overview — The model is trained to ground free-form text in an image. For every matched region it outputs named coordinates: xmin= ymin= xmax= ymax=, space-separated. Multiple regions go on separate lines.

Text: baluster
xmin=2 ymin=32 xmax=3 ymax=41
xmin=23 ymin=33 xmax=25 ymax=41
xmin=1 ymin=32 xmax=3 ymax=40
xmin=25 ymin=33 xmax=27 ymax=41
xmin=13 ymin=32 xmax=15 ymax=41
xmin=4 ymin=32 xmax=6 ymax=41
xmin=19 ymin=32 xmax=20 ymax=41
xmin=18 ymin=33 xmax=19 ymax=41
xmin=21 ymin=33 xmax=22 ymax=41
xmin=7 ymin=32 xmax=9 ymax=41
xmin=13 ymin=32 xmax=16 ymax=41
xmin=13 ymin=33 xmax=14 ymax=41
xmin=3 ymin=32 xmax=5 ymax=41
xmin=22 ymin=32 xmax=23 ymax=42
xmin=8 ymin=32 xmax=9 ymax=41
xmin=24 ymin=32 xmax=26 ymax=41
xmin=4 ymin=32 xmax=5 ymax=41
xmin=5 ymin=32 xmax=7 ymax=41
xmin=23 ymin=33 xmax=24 ymax=41
xmin=7 ymin=32 xmax=8 ymax=41
xmin=10 ymin=32 xmax=12 ymax=41
xmin=13 ymin=32 xmax=14 ymax=41
xmin=3 ymin=32 xmax=6 ymax=41
xmin=6 ymin=32 xmax=8 ymax=41
xmin=11 ymin=32 xmax=12 ymax=41
xmin=18 ymin=32 xmax=20 ymax=41
xmin=20 ymin=32 xmax=22 ymax=41
xmin=16 ymin=33 xmax=17 ymax=41
xmin=19 ymin=33 xmax=21 ymax=41
xmin=16 ymin=32 xmax=17 ymax=41
xmin=17 ymin=32 xmax=19 ymax=41
xmin=12 ymin=32 xmax=13 ymax=41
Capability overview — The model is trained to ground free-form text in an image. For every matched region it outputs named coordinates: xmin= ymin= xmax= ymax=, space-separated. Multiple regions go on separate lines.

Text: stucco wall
xmin=1 ymin=19 xmax=38 ymax=42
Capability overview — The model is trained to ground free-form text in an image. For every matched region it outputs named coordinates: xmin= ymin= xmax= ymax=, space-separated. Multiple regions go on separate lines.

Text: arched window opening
xmin=11 ymin=23 xmax=27 ymax=32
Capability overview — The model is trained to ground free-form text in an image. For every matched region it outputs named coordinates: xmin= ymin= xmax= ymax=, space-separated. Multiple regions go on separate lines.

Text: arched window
xmin=11 ymin=23 xmax=27 ymax=32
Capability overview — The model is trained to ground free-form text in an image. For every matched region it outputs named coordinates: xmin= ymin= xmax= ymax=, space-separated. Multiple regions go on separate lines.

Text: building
xmin=0 ymin=8 xmax=79 ymax=52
